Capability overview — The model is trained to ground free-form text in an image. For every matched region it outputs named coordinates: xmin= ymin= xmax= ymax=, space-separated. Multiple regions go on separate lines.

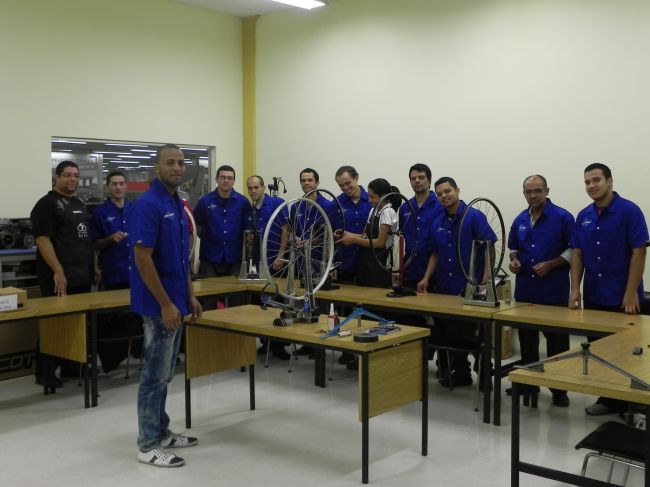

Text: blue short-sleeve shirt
xmin=336 ymin=187 xmax=372 ymax=274
xmin=430 ymin=201 xmax=497 ymax=296
xmin=91 ymin=198 xmax=133 ymax=285
xmin=507 ymin=199 xmax=575 ymax=305
xmin=194 ymin=189 xmax=249 ymax=265
xmin=570 ymin=192 xmax=648 ymax=307
xmin=400 ymin=191 xmax=444 ymax=285
xmin=128 ymin=179 xmax=190 ymax=316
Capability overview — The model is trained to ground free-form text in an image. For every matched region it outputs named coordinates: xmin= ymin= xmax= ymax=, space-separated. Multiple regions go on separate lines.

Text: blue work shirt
xmin=91 ymin=198 xmax=133 ymax=285
xmin=194 ymin=189 xmax=249 ymax=265
xmin=128 ymin=178 xmax=190 ymax=317
xmin=245 ymin=194 xmax=285 ymax=269
xmin=400 ymin=191 xmax=444 ymax=285
xmin=508 ymin=199 xmax=575 ymax=305
xmin=336 ymin=187 xmax=372 ymax=274
xmin=430 ymin=201 xmax=496 ymax=296
xmin=571 ymin=192 xmax=648 ymax=307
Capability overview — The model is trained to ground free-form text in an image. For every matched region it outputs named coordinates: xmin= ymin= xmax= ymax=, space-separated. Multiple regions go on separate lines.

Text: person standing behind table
xmin=569 ymin=162 xmax=648 ymax=416
xmin=246 ymin=175 xmax=290 ymax=361
xmin=508 ymin=174 xmax=574 ymax=407
xmin=334 ymin=165 xmax=372 ymax=284
xmin=30 ymin=160 xmax=95 ymax=387
xmin=194 ymin=164 xmax=249 ymax=277
xmin=416 ymin=177 xmax=496 ymax=387
xmin=400 ymin=163 xmax=443 ymax=291
xmin=91 ymin=170 xmax=139 ymax=373
xmin=130 ymin=144 xmax=202 ymax=467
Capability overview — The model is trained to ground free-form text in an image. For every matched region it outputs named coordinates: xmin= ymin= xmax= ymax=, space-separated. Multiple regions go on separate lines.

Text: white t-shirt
xmin=368 ymin=203 xmax=398 ymax=249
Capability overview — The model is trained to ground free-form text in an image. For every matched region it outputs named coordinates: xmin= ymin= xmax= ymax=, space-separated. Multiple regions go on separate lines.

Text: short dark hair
xmin=155 ymin=144 xmax=181 ymax=164
xmin=434 ymin=176 xmax=458 ymax=189
xmin=247 ymin=174 xmax=264 ymax=186
xmin=300 ymin=167 xmax=319 ymax=183
xmin=335 ymin=165 xmax=358 ymax=179
xmin=106 ymin=170 xmax=126 ymax=185
xmin=217 ymin=165 xmax=236 ymax=179
xmin=409 ymin=163 xmax=431 ymax=183
xmin=55 ymin=160 xmax=79 ymax=176
xmin=522 ymin=174 xmax=547 ymax=189
xmin=584 ymin=163 xmax=612 ymax=180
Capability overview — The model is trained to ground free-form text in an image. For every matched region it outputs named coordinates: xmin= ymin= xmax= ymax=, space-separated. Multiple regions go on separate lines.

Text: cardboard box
xmin=0 ymin=287 xmax=27 ymax=308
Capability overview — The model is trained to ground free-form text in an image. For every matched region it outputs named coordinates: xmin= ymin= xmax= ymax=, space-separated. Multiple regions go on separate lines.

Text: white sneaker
xmin=161 ymin=432 xmax=198 ymax=448
xmin=138 ymin=448 xmax=185 ymax=467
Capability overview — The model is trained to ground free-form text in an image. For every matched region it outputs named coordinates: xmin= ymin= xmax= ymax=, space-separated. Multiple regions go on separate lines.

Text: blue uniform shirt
xmin=336 ymin=187 xmax=372 ymax=274
xmin=508 ymin=199 xmax=575 ymax=305
xmin=91 ymin=198 xmax=133 ymax=285
xmin=400 ymin=191 xmax=444 ymax=285
xmin=430 ymin=201 xmax=497 ymax=296
xmin=128 ymin=178 xmax=190 ymax=317
xmin=194 ymin=189 xmax=249 ymax=265
xmin=571 ymin=192 xmax=648 ymax=307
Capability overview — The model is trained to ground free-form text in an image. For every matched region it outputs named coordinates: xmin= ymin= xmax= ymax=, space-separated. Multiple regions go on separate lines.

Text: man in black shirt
xmin=30 ymin=160 xmax=94 ymax=386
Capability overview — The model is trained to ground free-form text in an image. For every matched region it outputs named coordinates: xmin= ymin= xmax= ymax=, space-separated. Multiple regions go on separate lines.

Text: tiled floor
xmin=0 ymin=348 xmax=643 ymax=486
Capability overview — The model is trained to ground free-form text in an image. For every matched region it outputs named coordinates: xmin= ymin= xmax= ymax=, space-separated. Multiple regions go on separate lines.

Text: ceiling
xmin=169 ymin=0 xmax=301 ymax=17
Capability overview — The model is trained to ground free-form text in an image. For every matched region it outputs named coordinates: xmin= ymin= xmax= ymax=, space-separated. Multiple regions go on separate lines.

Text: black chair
xmin=575 ymin=421 xmax=645 ymax=485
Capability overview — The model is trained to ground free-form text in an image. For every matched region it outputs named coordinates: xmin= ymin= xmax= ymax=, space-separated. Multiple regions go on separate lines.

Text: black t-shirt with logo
xmin=30 ymin=190 xmax=93 ymax=290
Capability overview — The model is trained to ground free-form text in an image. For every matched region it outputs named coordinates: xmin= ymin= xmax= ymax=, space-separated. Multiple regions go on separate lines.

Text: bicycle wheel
xmin=456 ymin=197 xmax=505 ymax=287
xmin=367 ymin=193 xmax=418 ymax=282
xmin=261 ymin=197 xmax=335 ymax=301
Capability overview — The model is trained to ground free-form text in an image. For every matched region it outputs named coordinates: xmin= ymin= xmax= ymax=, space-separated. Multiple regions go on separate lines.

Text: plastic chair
xmin=575 ymin=421 xmax=645 ymax=485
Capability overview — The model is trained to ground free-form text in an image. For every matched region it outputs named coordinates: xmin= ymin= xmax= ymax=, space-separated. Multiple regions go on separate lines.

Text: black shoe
xmin=439 ymin=373 xmax=472 ymax=388
xmin=338 ymin=352 xmax=354 ymax=365
xmin=552 ymin=391 xmax=570 ymax=407
xmin=505 ymin=387 xmax=512 ymax=396
xmin=272 ymin=349 xmax=291 ymax=361
xmin=257 ymin=346 xmax=268 ymax=355
xmin=346 ymin=359 xmax=358 ymax=371
xmin=35 ymin=376 xmax=63 ymax=388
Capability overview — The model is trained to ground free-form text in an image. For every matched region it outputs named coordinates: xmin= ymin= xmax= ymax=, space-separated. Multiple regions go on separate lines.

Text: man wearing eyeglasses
xmin=194 ymin=165 xmax=249 ymax=277
xmin=508 ymin=174 xmax=575 ymax=407
xmin=30 ymin=160 xmax=95 ymax=387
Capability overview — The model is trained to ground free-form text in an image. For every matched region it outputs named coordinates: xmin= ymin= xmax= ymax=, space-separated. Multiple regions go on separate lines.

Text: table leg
xmin=511 ymin=382 xmax=520 ymax=487
xmin=483 ymin=319 xmax=491 ymax=424
xmin=83 ymin=358 xmax=90 ymax=409
xmin=361 ymin=352 xmax=369 ymax=484
xmin=421 ymin=338 xmax=428 ymax=456
xmin=90 ymin=311 xmax=98 ymax=407
xmin=185 ymin=376 xmax=192 ymax=429
xmin=249 ymin=364 xmax=255 ymax=410
xmin=494 ymin=320 xmax=503 ymax=426
xmin=645 ymin=406 xmax=649 ymax=487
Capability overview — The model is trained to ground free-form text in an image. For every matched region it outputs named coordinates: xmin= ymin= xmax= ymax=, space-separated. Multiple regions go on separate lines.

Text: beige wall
xmin=255 ymin=0 xmax=650 ymax=222
xmin=0 ymin=0 xmax=243 ymax=217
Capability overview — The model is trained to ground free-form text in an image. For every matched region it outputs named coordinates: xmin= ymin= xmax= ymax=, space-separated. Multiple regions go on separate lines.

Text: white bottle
xmin=327 ymin=303 xmax=337 ymax=331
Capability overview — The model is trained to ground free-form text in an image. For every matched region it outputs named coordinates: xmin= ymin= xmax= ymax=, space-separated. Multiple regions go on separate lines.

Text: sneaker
xmin=585 ymin=402 xmax=612 ymax=416
xmin=137 ymin=448 xmax=185 ymax=467
xmin=161 ymin=433 xmax=198 ymax=448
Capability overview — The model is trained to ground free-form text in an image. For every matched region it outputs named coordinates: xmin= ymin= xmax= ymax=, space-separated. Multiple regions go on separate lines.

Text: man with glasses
xmin=30 ymin=160 xmax=95 ymax=387
xmin=194 ymin=165 xmax=249 ymax=277
xmin=508 ymin=174 xmax=574 ymax=407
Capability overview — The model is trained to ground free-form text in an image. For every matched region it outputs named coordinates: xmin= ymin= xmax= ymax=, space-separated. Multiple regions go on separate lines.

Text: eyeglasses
xmin=218 ymin=176 xmax=234 ymax=181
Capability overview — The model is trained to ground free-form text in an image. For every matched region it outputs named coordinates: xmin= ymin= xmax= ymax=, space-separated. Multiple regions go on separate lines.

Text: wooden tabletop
xmin=315 ymin=283 xmax=526 ymax=319
xmin=493 ymin=304 xmax=647 ymax=334
xmin=0 ymin=294 xmax=90 ymax=322
xmin=193 ymin=305 xmax=430 ymax=352
xmin=509 ymin=325 xmax=650 ymax=404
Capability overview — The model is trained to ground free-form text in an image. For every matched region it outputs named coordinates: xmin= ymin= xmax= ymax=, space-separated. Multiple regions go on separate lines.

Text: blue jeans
xmin=137 ymin=315 xmax=183 ymax=451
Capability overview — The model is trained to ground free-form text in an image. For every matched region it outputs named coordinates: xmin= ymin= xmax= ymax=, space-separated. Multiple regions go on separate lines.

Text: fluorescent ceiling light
xmin=94 ymin=151 xmax=130 ymax=155
xmin=106 ymin=143 xmax=149 ymax=148
xmin=271 ymin=0 xmax=325 ymax=9
xmin=52 ymin=139 xmax=87 ymax=144
xmin=131 ymin=149 xmax=155 ymax=153
xmin=179 ymin=147 xmax=208 ymax=151
xmin=117 ymin=154 xmax=151 ymax=159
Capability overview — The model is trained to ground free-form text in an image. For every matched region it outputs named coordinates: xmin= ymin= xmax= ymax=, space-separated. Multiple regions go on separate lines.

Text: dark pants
xmin=433 ymin=318 xmax=483 ymax=378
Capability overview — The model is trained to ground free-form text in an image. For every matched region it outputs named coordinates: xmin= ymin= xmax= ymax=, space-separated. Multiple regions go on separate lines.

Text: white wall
xmin=0 ymin=0 xmax=242 ymax=217
xmin=256 ymin=0 xmax=650 ymax=281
